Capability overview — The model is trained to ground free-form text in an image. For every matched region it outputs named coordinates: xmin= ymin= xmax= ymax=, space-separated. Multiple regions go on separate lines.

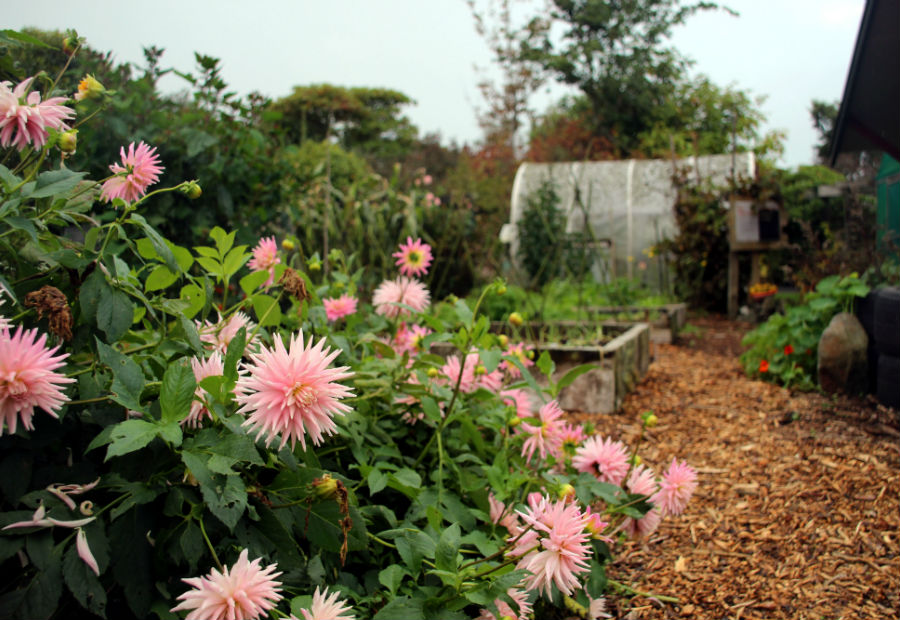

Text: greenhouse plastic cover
xmin=502 ymin=153 xmax=755 ymax=291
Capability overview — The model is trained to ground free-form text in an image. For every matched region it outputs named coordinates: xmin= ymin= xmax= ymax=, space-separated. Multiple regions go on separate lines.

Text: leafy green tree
xmin=518 ymin=0 xmax=727 ymax=156
xmin=268 ymin=84 xmax=418 ymax=173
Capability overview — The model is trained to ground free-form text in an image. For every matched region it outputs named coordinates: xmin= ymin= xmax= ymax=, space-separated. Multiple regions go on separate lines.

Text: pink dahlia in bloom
xmin=509 ymin=496 xmax=591 ymax=599
xmin=0 ymin=77 xmax=74 ymax=151
xmin=234 ymin=332 xmax=354 ymax=450
xmin=501 ymin=388 xmax=532 ymax=419
xmin=558 ymin=423 xmax=588 ymax=457
xmin=619 ymin=464 xmax=662 ymax=539
xmin=323 ymin=294 xmax=358 ymax=322
xmin=100 ymin=141 xmax=164 ymax=204
xmin=392 ymin=236 xmax=433 ymax=277
xmin=296 ymin=586 xmax=355 ymax=620
xmin=183 ymin=353 xmax=224 ymax=429
xmin=171 ymin=549 xmax=283 ymax=620
xmin=519 ymin=400 xmax=565 ymax=462
xmin=488 ymin=492 xmax=519 ymax=532
xmin=0 ymin=326 xmax=74 ymax=437
xmin=372 ymin=276 xmax=430 ymax=318
xmin=248 ymin=237 xmax=281 ymax=287
xmin=476 ymin=587 xmax=533 ymax=620
xmin=572 ymin=435 xmax=630 ymax=486
xmin=502 ymin=342 xmax=534 ymax=378
xmin=652 ymin=458 xmax=697 ymax=517
xmin=583 ymin=506 xmax=612 ymax=543
xmin=197 ymin=312 xmax=257 ymax=355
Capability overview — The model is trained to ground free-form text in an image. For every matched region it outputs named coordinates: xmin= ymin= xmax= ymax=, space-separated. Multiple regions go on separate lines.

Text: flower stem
xmin=608 ymin=578 xmax=679 ymax=603
xmin=197 ymin=516 xmax=223 ymax=572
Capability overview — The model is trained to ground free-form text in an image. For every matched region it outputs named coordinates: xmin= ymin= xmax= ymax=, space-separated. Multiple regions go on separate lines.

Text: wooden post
xmin=728 ymin=250 xmax=740 ymax=319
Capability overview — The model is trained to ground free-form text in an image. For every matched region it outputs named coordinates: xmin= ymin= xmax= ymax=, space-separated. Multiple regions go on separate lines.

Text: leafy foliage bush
xmin=0 ymin=37 xmax=698 ymax=620
xmin=739 ymin=274 xmax=869 ymax=389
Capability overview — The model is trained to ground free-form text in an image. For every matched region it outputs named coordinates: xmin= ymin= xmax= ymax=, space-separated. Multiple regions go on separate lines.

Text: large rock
xmin=818 ymin=312 xmax=869 ymax=395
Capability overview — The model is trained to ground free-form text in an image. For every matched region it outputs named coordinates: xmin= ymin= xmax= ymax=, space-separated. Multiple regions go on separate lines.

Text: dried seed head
xmin=25 ymin=286 xmax=73 ymax=341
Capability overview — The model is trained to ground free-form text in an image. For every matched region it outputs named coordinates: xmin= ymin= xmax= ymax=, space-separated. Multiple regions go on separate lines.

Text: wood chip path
xmin=570 ymin=316 xmax=900 ymax=620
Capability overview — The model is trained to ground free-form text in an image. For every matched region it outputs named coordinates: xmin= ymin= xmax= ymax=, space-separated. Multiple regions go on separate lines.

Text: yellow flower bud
xmin=496 ymin=284 xmax=507 ymax=295
xmin=74 ymin=74 xmax=105 ymax=101
xmin=497 ymin=334 xmax=509 ymax=348
xmin=558 ymin=483 xmax=576 ymax=500
xmin=474 ymin=364 xmax=486 ymax=376
xmin=281 ymin=239 xmax=295 ymax=251
xmin=644 ymin=413 xmax=658 ymax=428
xmin=426 ymin=367 xmax=439 ymax=379
xmin=508 ymin=312 xmax=524 ymax=327
xmin=184 ymin=181 xmax=202 ymax=199
xmin=313 ymin=474 xmax=339 ymax=500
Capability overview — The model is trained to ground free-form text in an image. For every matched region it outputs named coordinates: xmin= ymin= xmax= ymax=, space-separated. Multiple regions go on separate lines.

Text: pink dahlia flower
xmin=0 ymin=77 xmax=74 ymax=151
xmin=572 ymin=435 xmax=630 ymax=486
xmin=558 ymin=423 xmax=588 ymax=458
xmin=171 ymin=549 xmax=283 ymax=620
xmin=476 ymin=587 xmax=532 ymax=620
xmin=619 ymin=464 xmax=662 ymax=539
xmin=323 ymin=294 xmax=358 ymax=322
xmin=183 ymin=353 xmax=224 ymax=428
xmin=197 ymin=312 xmax=257 ymax=355
xmin=391 ymin=323 xmax=431 ymax=357
xmin=501 ymin=388 xmax=532 ymax=419
xmin=296 ymin=586 xmax=355 ymax=620
xmin=652 ymin=458 xmax=698 ymax=517
xmin=100 ymin=141 xmax=164 ymax=204
xmin=234 ymin=332 xmax=354 ymax=450
xmin=502 ymin=342 xmax=534 ymax=378
xmin=519 ymin=400 xmax=565 ymax=462
xmin=510 ymin=496 xmax=591 ymax=599
xmin=0 ymin=326 xmax=73 ymax=436
xmin=248 ymin=237 xmax=281 ymax=287
xmin=392 ymin=236 xmax=433 ymax=277
xmin=372 ymin=276 xmax=430 ymax=318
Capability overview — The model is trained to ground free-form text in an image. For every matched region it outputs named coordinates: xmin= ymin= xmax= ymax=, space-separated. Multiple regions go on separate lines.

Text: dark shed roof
xmin=829 ymin=0 xmax=900 ymax=165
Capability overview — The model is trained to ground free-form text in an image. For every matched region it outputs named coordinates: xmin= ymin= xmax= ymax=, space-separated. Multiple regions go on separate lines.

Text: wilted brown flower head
xmin=25 ymin=286 xmax=73 ymax=341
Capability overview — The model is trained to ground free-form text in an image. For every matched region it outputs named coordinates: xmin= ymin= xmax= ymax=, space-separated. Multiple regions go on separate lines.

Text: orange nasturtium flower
xmin=784 ymin=344 xmax=794 ymax=355
xmin=759 ymin=360 xmax=770 ymax=373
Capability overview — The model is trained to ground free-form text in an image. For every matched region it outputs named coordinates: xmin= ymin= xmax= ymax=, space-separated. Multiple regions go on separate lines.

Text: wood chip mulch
xmin=570 ymin=315 xmax=900 ymax=620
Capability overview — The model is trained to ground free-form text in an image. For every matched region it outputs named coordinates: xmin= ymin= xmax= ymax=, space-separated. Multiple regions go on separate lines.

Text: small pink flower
xmin=519 ymin=400 xmax=565 ymax=462
xmin=171 ymin=549 xmax=283 ymax=620
xmin=422 ymin=174 xmax=433 ymax=186
xmin=619 ymin=465 xmax=662 ymax=539
xmin=558 ymin=423 xmax=587 ymax=457
xmin=0 ymin=77 xmax=74 ymax=151
xmin=502 ymin=342 xmax=534 ymax=378
xmin=391 ymin=323 xmax=431 ymax=357
xmin=488 ymin=492 xmax=519 ymax=532
xmin=248 ymin=237 xmax=281 ymax=287
xmin=196 ymin=312 xmax=256 ymax=355
xmin=509 ymin=496 xmax=591 ymax=599
xmin=392 ymin=237 xmax=433 ymax=277
xmin=439 ymin=352 xmax=500 ymax=394
xmin=297 ymin=586 xmax=355 ymax=620
xmin=100 ymin=141 xmax=164 ymax=204
xmin=76 ymin=527 xmax=100 ymax=576
xmin=476 ymin=587 xmax=532 ymax=620
xmin=323 ymin=294 xmax=358 ymax=322
xmin=572 ymin=435 xmax=630 ymax=486
xmin=0 ymin=326 xmax=74 ymax=437
xmin=184 ymin=353 xmax=224 ymax=428
xmin=234 ymin=331 xmax=354 ymax=450
xmin=652 ymin=458 xmax=697 ymax=517
xmin=373 ymin=276 xmax=430 ymax=318
xmin=501 ymin=388 xmax=532 ymax=419
xmin=583 ymin=506 xmax=612 ymax=542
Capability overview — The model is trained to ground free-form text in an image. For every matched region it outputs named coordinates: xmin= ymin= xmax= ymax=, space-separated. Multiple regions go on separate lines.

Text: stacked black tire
xmin=858 ymin=287 xmax=900 ymax=408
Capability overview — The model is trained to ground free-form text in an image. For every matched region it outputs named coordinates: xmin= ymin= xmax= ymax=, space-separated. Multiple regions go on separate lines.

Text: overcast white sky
xmin=14 ymin=0 xmax=864 ymax=169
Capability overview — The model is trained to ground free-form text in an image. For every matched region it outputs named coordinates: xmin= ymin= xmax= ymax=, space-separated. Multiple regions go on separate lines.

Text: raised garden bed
xmin=494 ymin=321 xmax=651 ymax=414
xmin=583 ymin=302 xmax=688 ymax=344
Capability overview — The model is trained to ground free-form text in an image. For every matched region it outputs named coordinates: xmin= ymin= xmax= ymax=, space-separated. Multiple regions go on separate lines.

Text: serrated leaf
xmin=105 ymin=420 xmax=159 ymax=460
xmin=96 ymin=285 xmax=133 ymax=342
xmin=144 ymin=264 xmax=178 ymax=291
xmin=378 ymin=564 xmax=407 ymax=596
xmin=96 ymin=340 xmax=145 ymax=412
xmin=556 ymin=363 xmax=596 ymax=391
xmin=179 ymin=283 xmax=206 ymax=319
xmin=222 ymin=246 xmax=249 ymax=279
xmin=63 ymin=540 xmax=107 ymax=617
xmin=128 ymin=214 xmax=177 ymax=272
xmin=240 ymin=269 xmax=269 ymax=295
xmin=250 ymin=293 xmax=281 ymax=327
xmin=435 ymin=522 xmax=461 ymax=572
xmin=160 ymin=360 xmax=196 ymax=425
xmin=29 ymin=169 xmax=86 ymax=199
xmin=536 ymin=350 xmax=555 ymax=378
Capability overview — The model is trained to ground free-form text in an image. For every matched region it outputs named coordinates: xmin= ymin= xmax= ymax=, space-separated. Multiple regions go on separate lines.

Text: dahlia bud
xmin=313 ymin=474 xmax=339 ymax=500
xmin=474 ymin=364 xmax=486 ymax=376
xmin=526 ymin=349 xmax=535 ymax=360
xmin=184 ymin=181 xmax=202 ymax=199
xmin=308 ymin=259 xmax=321 ymax=272
xmin=508 ymin=415 xmax=521 ymax=428
xmin=642 ymin=411 xmax=658 ymax=428
xmin=62 ymin=36 xmax=79 ymax=57
xmin=426 ymin=367 xmax=439 ymax=379
xmin=496 ymin=284 xmax=507 ymax=295
xmin=59 ymin=129 xmax=78 ymax=153
xmin=508 ymin=312 xmax=523 ymax=327
xmin=74 ymin=74 xmax=105 ymax=101
xmin=558 ymin=483 xmax=576 ymax=501
xmin=497 ymin=334 xmax=509 ymax=348
xmin=281 ymin=239 xmax=295 ymax=251
xmin=630 ymin=454 xmax=642 ymax=466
